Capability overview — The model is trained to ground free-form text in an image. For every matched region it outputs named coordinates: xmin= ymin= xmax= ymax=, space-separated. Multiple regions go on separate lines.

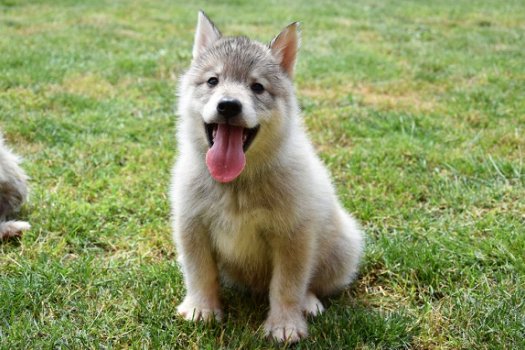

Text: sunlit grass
xmin=1 ymin=0 xmax=524 ymax=348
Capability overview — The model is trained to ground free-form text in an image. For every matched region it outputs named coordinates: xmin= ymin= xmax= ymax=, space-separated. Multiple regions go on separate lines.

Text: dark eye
xmin=207 ymin=77 xmax=219 ymax=87
xmin=251 ymin=82 xmax=264 ymax=94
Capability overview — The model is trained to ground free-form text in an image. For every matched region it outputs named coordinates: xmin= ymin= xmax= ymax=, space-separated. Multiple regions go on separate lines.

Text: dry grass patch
xmin=352 ymin=83 xmax=440 ymax=113
xmin=59 ymin=73 xmax=116 ymax=100
xmin=301 ymin=81 xmax=442 ymax=114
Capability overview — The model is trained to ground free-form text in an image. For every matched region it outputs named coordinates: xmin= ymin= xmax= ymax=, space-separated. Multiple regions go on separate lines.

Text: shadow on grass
xmin=0 ymin=234 xmax=23 ymax=248
xmin=134 ymin=265 xmax=417 ymax=349
xmin=1 ymin=254 xmax=416 ymax=348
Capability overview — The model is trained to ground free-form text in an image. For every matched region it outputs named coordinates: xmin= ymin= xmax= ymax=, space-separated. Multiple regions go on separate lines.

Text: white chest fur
xmin=207 ymin=206 xmax=272 ymax=269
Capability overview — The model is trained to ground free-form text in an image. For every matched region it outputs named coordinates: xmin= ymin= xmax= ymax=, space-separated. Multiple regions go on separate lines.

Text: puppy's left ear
xmin=193 ymin=11 xmax=222 ymax=59
xmin=270 ymin=22 xmax=300 ymax=77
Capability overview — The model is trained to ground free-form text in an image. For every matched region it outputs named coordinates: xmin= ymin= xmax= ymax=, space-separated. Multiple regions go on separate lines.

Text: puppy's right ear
xmin=193 ymin=11 xmax=221 ymax=59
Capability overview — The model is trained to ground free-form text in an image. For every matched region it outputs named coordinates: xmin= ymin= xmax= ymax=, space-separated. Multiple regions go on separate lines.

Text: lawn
xmin=1 ymin=0 xmax=524 ymax=348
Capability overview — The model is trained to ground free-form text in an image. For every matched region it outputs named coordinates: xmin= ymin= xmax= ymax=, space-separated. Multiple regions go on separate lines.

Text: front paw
xmin=263 ymin=312 xmax=308 ymax=343
xmin=0 ymin=220 xmax=30 ymax=239
xmin=176 ymin=297 xmax=223 ymax=322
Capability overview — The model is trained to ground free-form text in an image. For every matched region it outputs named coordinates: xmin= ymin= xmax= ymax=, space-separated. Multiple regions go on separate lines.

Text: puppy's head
xmin=178 ymin=11 xmax=300 ymax=183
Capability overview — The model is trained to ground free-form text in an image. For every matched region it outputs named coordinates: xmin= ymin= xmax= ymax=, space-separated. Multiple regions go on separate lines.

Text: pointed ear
xmin=192 ymin=11 xmax=222 ymax=59
xmin=269 ymin=22 xmax=300 ymax=77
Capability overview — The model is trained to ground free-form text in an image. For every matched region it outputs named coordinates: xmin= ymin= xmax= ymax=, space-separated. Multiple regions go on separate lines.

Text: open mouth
xmin=204 ymin=122 xmax=260 ymax=183
xmin=205 ymin=123 xmax=260 ymax=152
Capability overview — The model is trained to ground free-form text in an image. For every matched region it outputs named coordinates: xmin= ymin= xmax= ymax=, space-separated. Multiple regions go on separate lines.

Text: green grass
xmin=1 ymin=0 xmax=524 ymax=348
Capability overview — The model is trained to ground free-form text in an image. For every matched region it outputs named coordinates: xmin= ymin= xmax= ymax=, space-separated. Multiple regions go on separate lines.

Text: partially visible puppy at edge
xmin=0 ymin=133 xmax=30 ymax=239
xmin=171 ymin=11 xmax=364 ymax=343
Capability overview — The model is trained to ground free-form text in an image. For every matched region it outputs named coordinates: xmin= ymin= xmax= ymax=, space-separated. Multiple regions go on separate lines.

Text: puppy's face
xmin=178 ymin=12 xmax=299 ymax=183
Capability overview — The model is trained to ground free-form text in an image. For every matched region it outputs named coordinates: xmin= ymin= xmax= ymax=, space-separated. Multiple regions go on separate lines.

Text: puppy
xmin=0 ymin=133 xmax=30 ymax=239
xmin=171 ymin=12 xmax=364 ymax=342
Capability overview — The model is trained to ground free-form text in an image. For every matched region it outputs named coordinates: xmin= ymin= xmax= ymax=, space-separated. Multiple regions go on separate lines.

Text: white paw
xmin=263 ymin=312 xmax=308 ymax=343
xmin=0 ymin=220 xmax=30 ymax=239
xmin=303 ymin=292 xmax=325 ymax=317
xmin=176 ymin=297 xmax=223 ymax=322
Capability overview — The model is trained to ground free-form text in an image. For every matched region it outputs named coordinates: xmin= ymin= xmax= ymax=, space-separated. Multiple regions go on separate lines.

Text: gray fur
xmin=171 ymin=12 xmax=363 ymax=343
xmin=0 ymin=134 xmax=30 ymax=239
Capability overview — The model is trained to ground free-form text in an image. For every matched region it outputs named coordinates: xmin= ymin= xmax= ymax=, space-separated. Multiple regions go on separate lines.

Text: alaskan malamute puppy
xmin=171 ymin=12 xmax=363 ymax=342
xmin=0 ymin=134 xmax=29 ymax=239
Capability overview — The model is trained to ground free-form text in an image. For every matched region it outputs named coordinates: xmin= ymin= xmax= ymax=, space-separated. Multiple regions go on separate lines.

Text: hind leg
xmin=311 ymin=209 xmax=364 ymax=297
xmin=302 ymin=290 xmax=325 ymax=317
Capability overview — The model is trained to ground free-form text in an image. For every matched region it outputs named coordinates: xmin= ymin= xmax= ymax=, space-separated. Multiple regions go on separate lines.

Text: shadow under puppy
xmin=171 ymin=12 xmax=364 ymax=343
xmin=0 ymin=134 xmax=30 ymax=239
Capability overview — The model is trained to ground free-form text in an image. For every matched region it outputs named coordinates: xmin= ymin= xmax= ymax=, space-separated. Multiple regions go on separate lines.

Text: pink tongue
xmin=206 ymin=124 xmax=246 ymax=183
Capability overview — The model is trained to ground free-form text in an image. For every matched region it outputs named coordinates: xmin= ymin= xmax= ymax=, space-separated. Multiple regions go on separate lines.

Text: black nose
xmin=217 ymin=98 xmax=242 ymax=119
